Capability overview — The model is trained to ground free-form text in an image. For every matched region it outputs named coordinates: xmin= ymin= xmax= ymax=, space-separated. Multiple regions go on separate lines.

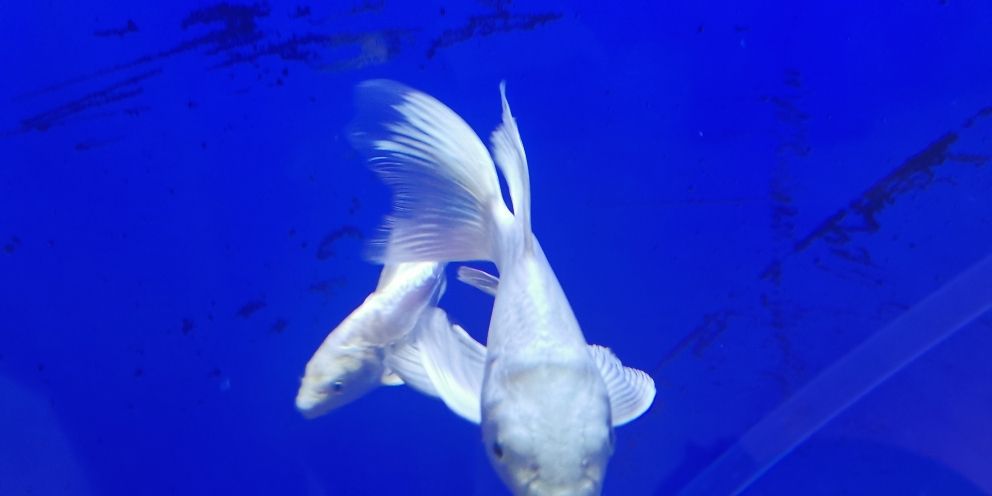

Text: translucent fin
xmin=680 ymin=253 xmax=992 ymax=496
xmin=588 ymin=345 xmax=657 ymax=426
xmin=384 ymin=339 xmax=439 ymax=398
xmin=490 ymin=81 xmax=533 ymax=245
xmin=456 ymin=266 xmax=499 ymax=297
xmin=350 ymin=80 xmax=510 ymax=264
xmin=416 ymin=308 xmax=487 ymax=424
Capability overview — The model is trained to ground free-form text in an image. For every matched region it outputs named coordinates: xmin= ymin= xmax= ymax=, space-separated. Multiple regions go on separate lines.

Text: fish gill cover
xmin=0 ymin=1 xmax=990 ymax=495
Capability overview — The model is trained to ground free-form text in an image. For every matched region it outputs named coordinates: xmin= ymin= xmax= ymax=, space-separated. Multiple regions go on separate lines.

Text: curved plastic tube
xmin=680 ymin=253 xmax=992 ymax=495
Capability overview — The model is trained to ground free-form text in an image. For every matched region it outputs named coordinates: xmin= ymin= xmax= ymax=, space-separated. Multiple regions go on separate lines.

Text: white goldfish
xmin=295 ymin=262 xmax=446 ymax=418
xmin=350 ymin=80 xmax=655 ymax=495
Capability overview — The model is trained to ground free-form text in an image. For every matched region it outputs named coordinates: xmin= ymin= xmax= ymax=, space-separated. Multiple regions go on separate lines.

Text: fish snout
xmin=294 ymin=388 xmax=330 ymax=418
xmin=525 ymin=477 xmax=601 ymax=496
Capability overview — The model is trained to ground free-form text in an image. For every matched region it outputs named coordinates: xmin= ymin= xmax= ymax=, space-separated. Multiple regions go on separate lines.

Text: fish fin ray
xmin=589 ymin=345 xmax=657 ymax=426
xmin=456 ymin=266 xmax=499 ymax=297
xmin=417 ymin=308 xmax=486 ymax=423
xmin=384 ymin=338 xmax=439 ymax=397
xmin=491 ymin=81 xmax=532 ymax=245
xmin=350 ymin=80 xmax=510 ymax=264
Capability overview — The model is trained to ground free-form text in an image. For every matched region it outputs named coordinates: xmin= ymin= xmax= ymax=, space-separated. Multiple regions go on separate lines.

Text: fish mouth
xmin=524 ymin=475 xmax=599 ymax=495
xmin=294 ymin=389 xmax=330 ymax=418
xmin=521 ymin=473 xmax=540 ymax=493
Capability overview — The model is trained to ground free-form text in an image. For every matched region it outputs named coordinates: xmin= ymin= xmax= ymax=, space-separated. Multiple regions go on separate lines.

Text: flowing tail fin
xmin=490 ymin=81 xmax=533 ymax=249
xmin=349 ymin=80 xmax=513 ymax=265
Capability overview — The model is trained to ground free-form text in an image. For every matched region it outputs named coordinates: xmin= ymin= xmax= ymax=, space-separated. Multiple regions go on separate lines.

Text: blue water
xmin=2 ymin=1 xmax=991 ymax=495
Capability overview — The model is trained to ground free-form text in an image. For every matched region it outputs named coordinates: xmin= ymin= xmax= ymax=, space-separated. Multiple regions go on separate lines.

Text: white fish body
xmin=455 ymin=266 xmax=655 ymax=427
xmin=351 ymin=80 xmax=655 ymax=495
xmin=483 ymin=239 xmax=612 ymax=496
xmin=388 ymin=265 xmax=654 ymax=429
xmin=295 ymin=261 xmax=445 ymax=418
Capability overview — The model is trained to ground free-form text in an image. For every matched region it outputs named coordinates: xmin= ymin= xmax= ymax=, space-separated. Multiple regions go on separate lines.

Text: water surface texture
xmin=2 ymin=1 xmax=991 ymax=495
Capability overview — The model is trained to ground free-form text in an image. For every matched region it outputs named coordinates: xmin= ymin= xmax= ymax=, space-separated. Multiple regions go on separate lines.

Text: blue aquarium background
xmin=2 ymin=1 xmax=991 ymax=494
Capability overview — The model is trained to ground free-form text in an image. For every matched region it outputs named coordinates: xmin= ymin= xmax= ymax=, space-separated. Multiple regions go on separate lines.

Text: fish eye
xmin=331 ymin=381 xmax=344 ymax=394
xmin=492 ymin=441 xmax=504 ymax=459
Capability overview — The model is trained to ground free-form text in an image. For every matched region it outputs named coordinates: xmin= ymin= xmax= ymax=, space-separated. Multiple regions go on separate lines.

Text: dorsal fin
xmin=490 ymin=81 xmax=533 ymax=248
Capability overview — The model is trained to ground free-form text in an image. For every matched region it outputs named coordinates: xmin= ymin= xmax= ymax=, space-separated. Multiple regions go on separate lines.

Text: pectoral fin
xmin=456 ymin=266 xmax=499 ymax=297
xmin=384 ymin=338 xmax=439 ymax=397
xmin=416 ymin=308 xmax=486 ymax=424
xmin=588 ymin=345 xmax=656 ymax=426
xmin=384 ymin=308 xmax=487 ymax=423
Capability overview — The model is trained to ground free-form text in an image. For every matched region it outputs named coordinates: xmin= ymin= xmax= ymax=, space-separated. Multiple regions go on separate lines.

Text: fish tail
xmin=490 ymin=81 xmax=534 ymax=249
xmin=349 ymin=80 xmax=515 ymax=266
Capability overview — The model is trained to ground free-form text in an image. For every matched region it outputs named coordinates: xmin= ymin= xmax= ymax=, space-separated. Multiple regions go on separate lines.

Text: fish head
xmin=481 ymin=363 xmax=614 ymax=495
xmin=295 ymin=345 xmax=384 ymax=418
